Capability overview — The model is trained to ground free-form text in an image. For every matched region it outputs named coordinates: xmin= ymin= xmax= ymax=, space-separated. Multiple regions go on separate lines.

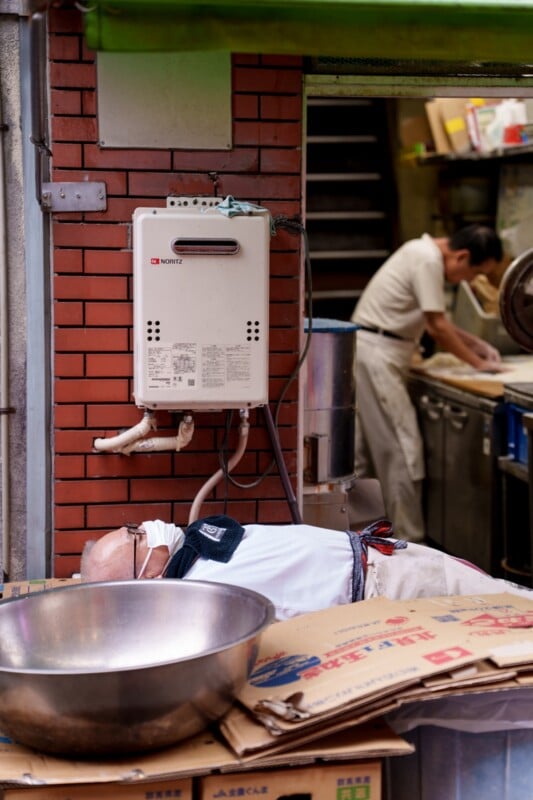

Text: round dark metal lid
xmin=499 ymin=248 xmax=533 ymax=352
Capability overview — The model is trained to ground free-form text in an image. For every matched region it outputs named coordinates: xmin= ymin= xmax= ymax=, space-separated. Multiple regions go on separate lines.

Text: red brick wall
xmin=49 ymin=8 xmax=304 ymax=577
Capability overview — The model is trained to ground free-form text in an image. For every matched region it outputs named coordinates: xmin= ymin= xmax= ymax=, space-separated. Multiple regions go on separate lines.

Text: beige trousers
xmin=354 ymin=330 xmax=425 ymax=543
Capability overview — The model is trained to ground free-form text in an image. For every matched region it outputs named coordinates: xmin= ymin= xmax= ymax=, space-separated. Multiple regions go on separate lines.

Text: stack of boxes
xmin=424 ymin=97 xmax=531 ymax=157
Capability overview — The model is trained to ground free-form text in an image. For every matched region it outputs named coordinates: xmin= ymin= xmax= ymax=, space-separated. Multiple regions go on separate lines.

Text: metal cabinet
xmin=409 ymin=376 xmax=504 ymax=574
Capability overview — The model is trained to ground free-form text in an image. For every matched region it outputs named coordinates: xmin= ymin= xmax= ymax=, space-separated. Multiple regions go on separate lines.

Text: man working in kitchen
xmin=351 ymin=224 xmax=506 ymax=545
xmin=80 ymin=515 xmax=532 ymax=621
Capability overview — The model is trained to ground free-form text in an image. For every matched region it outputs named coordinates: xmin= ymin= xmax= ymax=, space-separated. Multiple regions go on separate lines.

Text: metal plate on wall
xmin=96 ymin=52 xmax=231 ymax=150
xmin=41 ymin=182 xmax=107 ymax=213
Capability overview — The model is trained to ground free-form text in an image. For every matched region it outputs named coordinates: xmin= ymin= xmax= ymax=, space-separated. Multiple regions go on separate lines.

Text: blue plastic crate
xmin=506 ymin=404 xmax=530 ymax=465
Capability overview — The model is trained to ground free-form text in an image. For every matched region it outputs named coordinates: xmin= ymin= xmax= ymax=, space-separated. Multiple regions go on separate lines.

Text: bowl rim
xmin=0 ymin=578 xmax=275 ymax=676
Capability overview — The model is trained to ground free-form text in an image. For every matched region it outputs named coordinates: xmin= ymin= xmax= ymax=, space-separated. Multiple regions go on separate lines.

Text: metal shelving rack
xmin=304 ymin=97 xmax=396 ymax=320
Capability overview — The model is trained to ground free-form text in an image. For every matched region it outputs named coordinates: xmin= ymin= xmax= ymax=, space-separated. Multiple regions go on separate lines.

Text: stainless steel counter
xmin=408 ymin=373 xmax=504 ymax=574
xmin=409 ymin=370 xmax=532 ymax=585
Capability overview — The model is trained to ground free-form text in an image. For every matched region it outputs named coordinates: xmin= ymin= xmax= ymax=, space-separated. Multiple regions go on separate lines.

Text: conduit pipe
xmin=188 ymin=409 xmax=250 ymax=525
xmin=0 ymin=82 xmax=10 ymax=578
xmin=93 ymin=410 xmax=195 ymax=455
xmin=121 ymin=415 xmax=194 ymax=454
xmin=93 ymin=409 xmax=156 ymax=453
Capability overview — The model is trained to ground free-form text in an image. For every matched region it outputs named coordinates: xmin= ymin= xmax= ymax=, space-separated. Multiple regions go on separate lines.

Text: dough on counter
xmin=416 ymin=352 xmax=533 ymax=383
xmin=417 ymin=352 xmax=466 ymax=372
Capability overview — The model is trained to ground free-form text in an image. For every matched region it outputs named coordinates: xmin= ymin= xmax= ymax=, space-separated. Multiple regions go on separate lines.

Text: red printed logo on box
xmin=424 ymin=646 xmax=472 ymax=665
xmin=463 ymin=612 xmax=533 ymax=629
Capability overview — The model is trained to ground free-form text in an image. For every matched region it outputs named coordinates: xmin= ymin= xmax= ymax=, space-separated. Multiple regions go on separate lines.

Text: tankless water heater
xmin=133 ymin=198 xmax=271 ymax=410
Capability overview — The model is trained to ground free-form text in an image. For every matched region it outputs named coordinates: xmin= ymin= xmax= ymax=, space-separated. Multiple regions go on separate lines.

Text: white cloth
xmin=353 ymin=233 xmax=445 ymax=341
xmin=142 ymin=520 xmax=184 ymax=557
xmin=166 ymin=522 xmax=533 ymax=621
xmin=364 ymin=541 xmax=533 ymax=602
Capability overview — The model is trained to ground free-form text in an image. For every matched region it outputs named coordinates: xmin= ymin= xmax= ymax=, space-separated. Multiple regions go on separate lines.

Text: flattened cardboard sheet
xmin=226 ymin=594 xmax=533 ymax=749
xmin=0 ymin=723 xmax=410 ymax=789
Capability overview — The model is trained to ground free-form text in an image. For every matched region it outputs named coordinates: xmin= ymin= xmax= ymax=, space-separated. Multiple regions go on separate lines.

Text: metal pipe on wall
xmin=24 ymin=10 xmax=52 ymax=577
xmin=0 ymin=75 xmax=10 ymax=579
xmin=29 ymin=11 xmax=49 ymax=207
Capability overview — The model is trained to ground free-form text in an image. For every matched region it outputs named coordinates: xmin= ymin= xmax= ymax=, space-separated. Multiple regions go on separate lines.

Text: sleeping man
xmin=80 ymin=515 xmax=533 ymax=621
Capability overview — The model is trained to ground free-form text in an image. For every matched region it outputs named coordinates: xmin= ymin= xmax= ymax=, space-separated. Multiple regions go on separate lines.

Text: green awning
xmin=83 ymin=0 xmax=533 ymax=65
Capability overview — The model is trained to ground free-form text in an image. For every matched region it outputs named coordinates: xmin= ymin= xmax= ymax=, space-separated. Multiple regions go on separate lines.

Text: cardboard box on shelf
xmin=425 ymin=98 xmax=481 ymax=155
xmin=436 ymin=98 xmax=470 ymax=154
xmin=200 ymin=761 xmax=382 ymax=800
xmin=425 ymin=99 xmax=451 ymax=154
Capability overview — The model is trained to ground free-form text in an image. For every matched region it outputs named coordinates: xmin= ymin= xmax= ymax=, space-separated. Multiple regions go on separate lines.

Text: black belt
xmin=357 ymin=325 xmax=409 ymax=342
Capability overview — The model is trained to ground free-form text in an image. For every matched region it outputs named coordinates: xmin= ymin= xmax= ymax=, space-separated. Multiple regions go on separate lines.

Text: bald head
xmin=81 ymin=528 xmax=136 ymax=582
xmin=80 ymin=527 xmax=173 ymax=582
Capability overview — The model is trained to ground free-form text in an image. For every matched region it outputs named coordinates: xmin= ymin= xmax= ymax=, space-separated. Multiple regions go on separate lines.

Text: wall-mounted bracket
xmin=0 ymin=0 xmax=32 ymax=14
xmin=40 ymin=182 xmax=107 ymax=213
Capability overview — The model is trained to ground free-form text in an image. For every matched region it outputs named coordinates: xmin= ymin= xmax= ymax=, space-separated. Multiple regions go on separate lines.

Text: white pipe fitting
xmin=93 ymin=411 xmax=156 ymax=454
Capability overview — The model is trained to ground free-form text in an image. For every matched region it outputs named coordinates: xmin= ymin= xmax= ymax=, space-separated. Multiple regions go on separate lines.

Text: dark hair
xmin=449 ymin=224 xmax=503 ymax=266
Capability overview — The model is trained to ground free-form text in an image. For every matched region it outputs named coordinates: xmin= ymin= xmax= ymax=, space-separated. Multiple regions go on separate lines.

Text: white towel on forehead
xmin=142 ymin=520 xmax=184 ymax=557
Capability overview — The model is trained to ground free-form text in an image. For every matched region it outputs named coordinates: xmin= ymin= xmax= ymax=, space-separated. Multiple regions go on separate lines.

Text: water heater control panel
xmin=133 ymin=199 xmax=270 ymax=410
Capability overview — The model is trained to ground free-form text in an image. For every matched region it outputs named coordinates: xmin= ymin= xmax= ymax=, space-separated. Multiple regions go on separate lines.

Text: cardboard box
xmin=425 ymin=100 xmax=451 ymax=154
xmin=200 ymin=761 xmax=382 ymax=800
xmin=0 ymin=578 xmax=78 ymax=600
xmin=425 ymin=98 xmax=473 ymax=155
xmin=437 ymin=99 xmax=471 ymax=154
xmin=4 ymin=777 xmax=193 ymax=800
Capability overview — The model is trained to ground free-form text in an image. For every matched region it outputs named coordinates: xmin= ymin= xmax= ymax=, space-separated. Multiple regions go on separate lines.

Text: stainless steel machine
xmin=302 ymin=318 xmax=385 ymax=530
xmin=302 ymin=318 xmax=357 ymax=529
xmin=499 ymin=251 xmax=533 ymax=585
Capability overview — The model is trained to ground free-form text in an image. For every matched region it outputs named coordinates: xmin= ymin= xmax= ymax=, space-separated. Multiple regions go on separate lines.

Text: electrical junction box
xmin=133 ymin=198 xmax=271 ymax=410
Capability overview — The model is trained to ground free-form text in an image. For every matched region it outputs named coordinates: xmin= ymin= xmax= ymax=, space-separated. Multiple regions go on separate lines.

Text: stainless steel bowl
xmin=0 ymin=579 xmax=274 ymax=756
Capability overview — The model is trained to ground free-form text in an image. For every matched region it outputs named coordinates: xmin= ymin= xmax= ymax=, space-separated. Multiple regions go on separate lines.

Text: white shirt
xmin=184 ymin=524 xmax=356 ymax=621
xmin=179 ymin=523 xmax=532 ymax=620
xmin=352 ymin=233 xmax=446 ymax=341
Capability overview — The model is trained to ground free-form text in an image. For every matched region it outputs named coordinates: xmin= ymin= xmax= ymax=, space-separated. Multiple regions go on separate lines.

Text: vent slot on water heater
xmin=171 ymin=237 xmax=240 ymax=255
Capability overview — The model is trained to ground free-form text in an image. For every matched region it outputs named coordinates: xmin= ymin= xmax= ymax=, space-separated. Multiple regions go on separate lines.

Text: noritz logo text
xmin=150 ymin=257 xmax=183 ymax=264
